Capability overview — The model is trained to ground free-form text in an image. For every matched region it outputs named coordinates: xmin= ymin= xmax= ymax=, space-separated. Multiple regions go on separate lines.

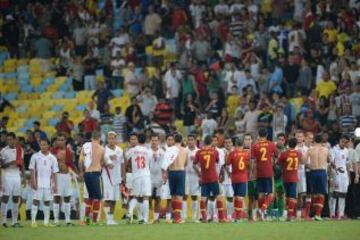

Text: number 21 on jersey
xmin=286 ymin=157 xmax=298 ymax=170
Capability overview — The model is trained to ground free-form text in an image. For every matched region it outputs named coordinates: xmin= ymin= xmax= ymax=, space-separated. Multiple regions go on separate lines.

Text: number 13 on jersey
xmin=135 ymin=156 xmax=146 ymax=169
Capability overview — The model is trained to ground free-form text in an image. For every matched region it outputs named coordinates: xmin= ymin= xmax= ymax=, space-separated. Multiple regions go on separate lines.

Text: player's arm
xmin=102 ymin=147 xmax=114 ymax=169
xmin=355 ymin=161 xmax=360 ymax=184
xmin=193 ymin=152 xmax=201 ymax=177
xmin=121 ymin=154 xmax=126 ymax=183
xmin=51 ymin=157 xmax=59 ymax=193
xmin=29 ymin=156 xmax=37 ymax=190
xmin=78 ymin=148 xmax=85 ymax=181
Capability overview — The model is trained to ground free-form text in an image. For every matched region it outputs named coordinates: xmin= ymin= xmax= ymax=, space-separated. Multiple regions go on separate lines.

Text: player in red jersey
xmin=251 ymin=128 xmax=278 ymax=220
xmin=277 ymin=138 xmax=304 ymax=221
xmin=193 ymin=135 xmax=228 ymax=223
xmin=225 ymin=138 xmax=250 ymax=221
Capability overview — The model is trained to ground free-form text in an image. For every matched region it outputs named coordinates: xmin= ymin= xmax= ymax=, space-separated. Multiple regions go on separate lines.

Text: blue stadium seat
xmin=18 ymin=127 xmax=28 ymax=133
xmin=24 ymin=118 xmax=37 ymax=128
xmin=76 ymin=105 xmax=87 ymax=112
xmin=16 ymin=65 xmax=29 ymax=73
xmin=53 ymin=92 xmax=64 ymax=99
xmin=112 ymin=89 xmax=123 ymax=97
xmin=64 ymin=91 xmax=76 ymax=99
xmin=43 ymin=77 xmax=55 ymax=86
xmin=48 ymin=118 xmax=59 ymax=126
xmin=5 ymin=93 xmax=17 ymax=101
xmin=21 ymin=85 xmax=33 ymax=93
xmin=5 ymin=72 xmax=17 ymax=79
xmin=16 ymin=105 xmax=27 ymax=113
xmin=59 ymin=84 xmax=71 ymax=92
xmin=51 ymin=105 xmax=63 ymax=112
xmin=35 ymin=85 xmax=47 ymax=93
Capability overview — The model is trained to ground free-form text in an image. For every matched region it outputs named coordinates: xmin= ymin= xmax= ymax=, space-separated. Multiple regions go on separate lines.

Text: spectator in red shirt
xmin=79 ymin=109 xmax=98 ymax=135
xmin=56 ymin=112 xmax=74 ymax=137
xmin=171 ymin=6 xmax=188 ymax=32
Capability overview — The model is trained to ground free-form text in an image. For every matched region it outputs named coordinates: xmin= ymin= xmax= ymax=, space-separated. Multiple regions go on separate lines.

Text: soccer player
xmin=51 ymin=133 xmax=76 ymax=226
xmin=268 ymin=133 xmax=286 ymax=220
xmin=244 ymin=133 xmax=257 ymax=221
xmin=0 ymin=132 xmax=24 ymax=228
xmin=226 ymin=138 xmax=250 ymax=222
xmin=294 ymin=130 xmax=309 ymax=220
xmin=193 ymin=135 xmax=228 ymax=223
xmin=162 ymin=133 xmax=187 ymax=224
xmin=29 ymin=139 xmax=59 ymax=227
xmin=184 ymin=134 xmax=200 ymax=222
xmin=304 ymin=134 xmax=330 ymax=221
xmin=149 ymin=133 xmax=165 ymax=223
xmin=222 ymin=136 xmax=235 ymax=220
xmin=329 ymin=135 xmax=349 ymax=219
xmin=126 ymin=133 xmax=152 ymax=224
xmin=251 ymin=128 xmax=278 ymax=220
xmin=79 ymin=131 xmax=112 ymax=225
xmin=102 ymin=131 xmax=125 ymax=225
xmin=277 ymin=138 xmax=304 ymax=221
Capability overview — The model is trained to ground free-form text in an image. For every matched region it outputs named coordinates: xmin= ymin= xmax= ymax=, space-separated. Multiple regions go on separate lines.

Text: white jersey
xmin=185 ymin=146 xmax=199 ymax=176
xmin=0 ymin=146 xmax=22 ymax=177
xmin=29 ymin=151 xmax=59 ymax=188
xmin=222 ymin=148 xmax=233 ymax=184
xmin=295 ymin=144 xmax=309 ymax=173
xmin=149 ymin=147 xmax=165 ymax=181
xmin=127 ymin=145 xmax=151 ymax=178
xmin=161 ymin=145 xmax=180 ymax=170
xmin=330 ymin=146 xmax=349 ymax=172
xmin=215 ymin=147 xmax=226 ymax=175
xmin=103 ymin=145 xmax=124 ymax=184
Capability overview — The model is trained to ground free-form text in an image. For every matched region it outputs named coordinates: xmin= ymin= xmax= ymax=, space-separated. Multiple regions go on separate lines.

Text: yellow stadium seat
xmin=4 ymin=59 xmax=17 ymax=67
xmin=63 ymin=103 xmax=76 ymax=112
xmin=145 ymin=46 xmax=153 ymax=55
xmin=27 ymin=93 xmax=41 ymax=100
xmin=29 ymin=58 xmax=42 ymax=66
xmin=18 ymin=93 xmax=30 ymax=100
xmin=41 ymin=92 xmax=54 ymax=100
xmin=16 ymin=59 xmax=29 ymax=66
xmin=77 ymin=91 xmax=93 ymax=100
xmin=4 ymin=65 xmax=16 ymax=73
xmin=56 ymin=76 xmax=67 ymax=83
xmin=44 ymin=71 xmax=57 ymax=78
xmin=147 ymin=67 xmax=156 ymax=78
xmin=47 ymin=85 xmax=59 ymax=92
xmin=42 ymin=111 xmax=58 ymax=119
xmin=30 ymin=77 xmax=43 ymax=87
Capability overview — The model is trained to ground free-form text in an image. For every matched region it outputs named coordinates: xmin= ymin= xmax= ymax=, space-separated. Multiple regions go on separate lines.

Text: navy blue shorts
xmin=201 ymin=182 xmax=219 ymax=197
xmin=306 ymin=172 xmax=312 ymax=194
xmin=232 ymin=182 xmax=247 ymax=197
xmin=256 ymin=177 xmax=273 ymax=194
xmin=310 ymin=170 xmax=327 ymax=194
xmin=284 ymin=182 xmax=297 ymax=198
xmin=84 ymin=171 xmax=102 ymax=200
xmin=168 ymin=170 xmax=185 ymax=196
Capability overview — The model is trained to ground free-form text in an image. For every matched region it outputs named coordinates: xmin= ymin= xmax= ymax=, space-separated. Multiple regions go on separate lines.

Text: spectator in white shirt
xmin=164 ymin=63 xmax=182 ymax=118
xmin=110 ymin=52 xmax=126 ymax=89
xmin=110 ymin=27 xmax=130 ymax=57
xmin=88 ymin=101 xmax=101 ymax=121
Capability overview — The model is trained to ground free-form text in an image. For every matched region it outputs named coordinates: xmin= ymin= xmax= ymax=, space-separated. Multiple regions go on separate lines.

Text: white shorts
xmin=2 ymin=176 xmax=22 ymax=196
xmin=132 ymin=176 xmax=151 ymax=197
xmin=151 ymin=178 xmax=163 ymax=197
xmin=160 ymin=182 xmax=171 ymax=200
xmin=54 ymin=173 xmax=72 ymax=197
xmin=33 ymin=188 xmax=53 ymax=202
xmin=102 ymin=173 xmax=121 ymax=201
xmin=185 ymin=175 xmax=200 ymax=196
xmin=334 ymin=172 xmax=349 ymax=193
xmin=126 ymin=173 xmax=133 ymax=190
xmin=297 ymin=170 xmax=307 ymax=194
xmin=221 ymin=183 xmax=234 ymax=198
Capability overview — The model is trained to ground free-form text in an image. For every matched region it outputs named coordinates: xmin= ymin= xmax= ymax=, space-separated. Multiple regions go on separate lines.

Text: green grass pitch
xmin=1 ymin=220 xmax=360 ymax=240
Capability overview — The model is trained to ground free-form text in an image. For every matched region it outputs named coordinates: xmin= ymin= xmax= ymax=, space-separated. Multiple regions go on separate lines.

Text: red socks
xmin=286 ymin=198 xmax=297 ymax=219
xmin=216 ymin=199 xmax=226 ymax=221
xmin=200 ymin=199 xmax=207 ymax=222
xmin=313 ymin=196 xmax=324 ymax=217
xmin=260 ymin=194 xmax=274 ymax=212
xmin=234 ymin=198 xmax=244 ymax=220
xmin=172 ymin=199 xmax=182 ymax=222
xmin=85 ymin=198 xmax=93 ymax=217
xmin=92 ymin=200 xmax=101 ymax=222
xmin=304 ymin=198 xmax=312 ymax=219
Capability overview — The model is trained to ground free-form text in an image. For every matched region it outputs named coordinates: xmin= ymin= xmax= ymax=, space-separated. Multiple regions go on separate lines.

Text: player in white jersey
xmin=126 ymin=133 xmax=152 ymax=224
xmin=51 ymin=133 xmax=77 ymax=226
xmin=102 ymin=131 xmax=125 ymax=225
xmin=223 ymin=136 xmax=234 ymax=220
xmin=29 ymin=139 xmax=59 ymax=227
xmin=329 ymin=135 xmax=350 ymax=219
xmin=0 ymin=132 xmax=24 ymax=228
xmin=295 ymin=130 xmax=309 ymax=219
xmin=148 ymin=133 xmax=165 ymax=223
xmin=183 ymin=134 xmax=199 ymax=222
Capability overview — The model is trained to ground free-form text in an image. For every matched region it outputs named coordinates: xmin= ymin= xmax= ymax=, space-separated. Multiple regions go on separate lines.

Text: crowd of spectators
xmin=0 ymin=0 xmax=359 ymax=157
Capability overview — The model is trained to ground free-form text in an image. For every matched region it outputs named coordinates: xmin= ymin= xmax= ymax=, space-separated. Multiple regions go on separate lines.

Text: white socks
xmin=31 ymin=205 xmax=38 ymax=223
xmin=142 ymin=200 xmax=149 ymax=223
xmin=80 ymin=202 xmax=86 ymax=221
xmin=1 ymin=202 xmax=7 ymax=224
xmin=154 ymin=212 xmax=159 ymax=220
xmin=330 ymin=197 xmax=336 ymax=217
xmin=128 ymin=198 xmax=137 ymax=219
xmin=12 ymin=203 xmax=19 ymax=225
xmin=208 ymin=200 xmax=216 ymax=220
xmin=166 ymin=212 xmax=171 ymax=221
xmin=64 ymin=202 xmax=71 ymax=223
xmin=227 ymin=201 xmax=234 ymax=219
xmin=104 ymin=206 xmax=111 ymax=223
xmin=44 ymin=206 xmax=50 ymax=225
xmin=191 ymin=201 xmax=198 ymax=221
xmin=338 ymin=198 xmax=345 ymax=218
xmin=53 ymin=203 xmax=60 ymax=223
xmin=182 ymin=201 xmax=187 ymax=220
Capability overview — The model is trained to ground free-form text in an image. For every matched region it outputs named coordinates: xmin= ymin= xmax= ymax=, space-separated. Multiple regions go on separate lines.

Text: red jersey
xmin=226 ymin=149 xmax=250 ymax=183
xmin=194 ymin=147 xmax=219 ymax=183
xmin=251 ymin=140 xmax=278 ymax=178
xmin=277 ymin=149 xmax=302 ymax=183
